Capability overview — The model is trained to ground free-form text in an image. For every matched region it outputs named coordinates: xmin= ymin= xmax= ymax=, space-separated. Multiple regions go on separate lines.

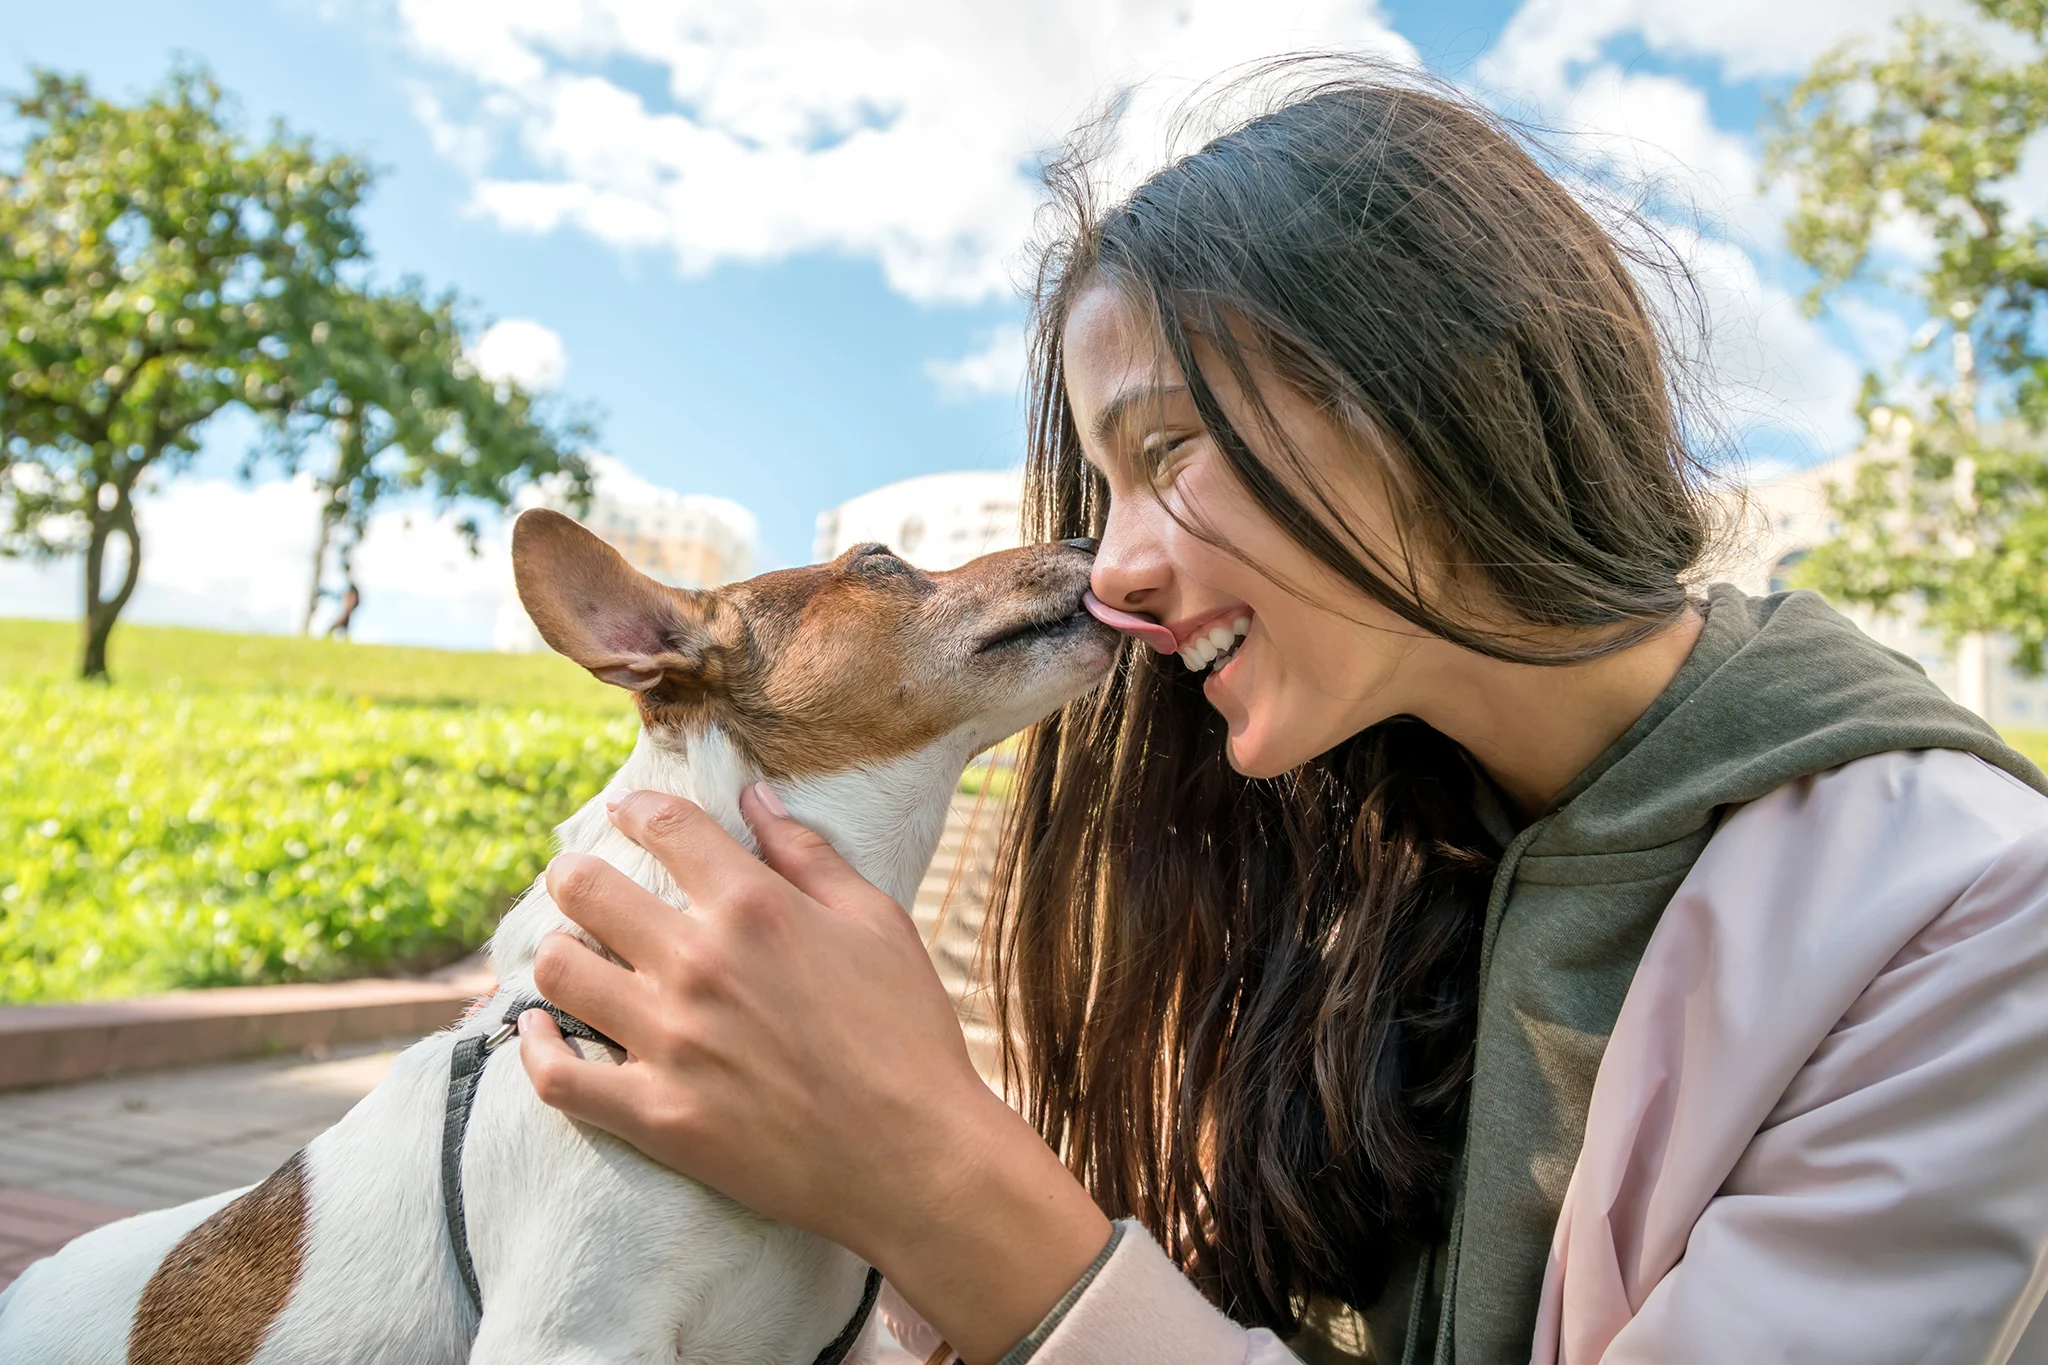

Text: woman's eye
xmin=1141 ymin=431 xmax=1197 ymax=477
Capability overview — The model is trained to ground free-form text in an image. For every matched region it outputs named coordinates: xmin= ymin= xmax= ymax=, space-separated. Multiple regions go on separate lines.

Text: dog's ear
xmin=512 ymin=508 xmax=726 ymax=695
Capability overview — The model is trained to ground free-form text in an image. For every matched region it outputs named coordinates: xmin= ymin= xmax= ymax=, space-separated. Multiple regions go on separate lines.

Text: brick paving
xmin=0 ymin=1039 xmax=404 ymax=1286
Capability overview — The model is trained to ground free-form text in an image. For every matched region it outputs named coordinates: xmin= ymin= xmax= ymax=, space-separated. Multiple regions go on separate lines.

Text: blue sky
xmin=0 ymin=0 xmax=1951 ymax=646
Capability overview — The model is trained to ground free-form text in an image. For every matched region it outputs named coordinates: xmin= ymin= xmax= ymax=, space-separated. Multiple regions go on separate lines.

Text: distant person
xmin=507 ymin=60 xmax=2048 ymax=1365
xmin=326 ymin=581 xmax=359 ymax=639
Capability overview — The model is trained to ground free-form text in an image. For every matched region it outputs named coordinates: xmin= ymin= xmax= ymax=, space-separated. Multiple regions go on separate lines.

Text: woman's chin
xmin=1224 ymin=740 xmax=1285 ymax=779
xmin=1220 ymin=712 xmax=1293 ymax=779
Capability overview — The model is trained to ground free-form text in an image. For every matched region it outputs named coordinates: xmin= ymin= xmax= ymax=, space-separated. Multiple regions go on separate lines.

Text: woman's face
xmin=1063 ymin=282 xmax=1465 ymax=779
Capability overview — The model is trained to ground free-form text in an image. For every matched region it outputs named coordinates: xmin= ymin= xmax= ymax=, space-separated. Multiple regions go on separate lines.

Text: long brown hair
xmin=984 ymin=60 xmax=1721 ymax=1333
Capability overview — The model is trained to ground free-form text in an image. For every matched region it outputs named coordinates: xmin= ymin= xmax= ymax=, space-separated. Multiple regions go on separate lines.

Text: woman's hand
xmin=517 ymin=784 xmax=1112 ymax=1363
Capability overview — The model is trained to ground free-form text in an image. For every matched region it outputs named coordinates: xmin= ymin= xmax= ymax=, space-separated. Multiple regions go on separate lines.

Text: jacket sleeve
xmin=877 ymin=1221 xmax=1303 ymax=1365
xmin=1588 ymin=754 xmax=2048 ymax=1363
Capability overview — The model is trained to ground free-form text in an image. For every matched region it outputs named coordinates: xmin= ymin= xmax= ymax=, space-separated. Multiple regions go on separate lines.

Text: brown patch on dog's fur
xmin=513 ymin=508 xmax=1101 ymax=779
xmin=130 ymin=1149 xmax=310 ymax=1365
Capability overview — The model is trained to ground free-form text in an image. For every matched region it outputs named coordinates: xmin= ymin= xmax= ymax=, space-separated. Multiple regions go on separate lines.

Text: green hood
xmin=1410 ymin=586 xmax=2047 ymax=1364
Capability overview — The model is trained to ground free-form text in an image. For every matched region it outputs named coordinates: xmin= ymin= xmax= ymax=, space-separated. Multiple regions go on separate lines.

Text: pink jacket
xmin=886 ymin=749 xmax=2048 ymax=1364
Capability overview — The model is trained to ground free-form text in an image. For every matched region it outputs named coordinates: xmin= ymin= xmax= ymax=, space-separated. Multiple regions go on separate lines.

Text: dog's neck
xmin=488 ymin=724 xmax=976 ymax=980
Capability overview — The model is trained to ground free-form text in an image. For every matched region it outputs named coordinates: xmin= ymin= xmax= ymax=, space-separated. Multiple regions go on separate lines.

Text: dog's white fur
xmin=0 ymin=624 xmax=1094 ymax=1362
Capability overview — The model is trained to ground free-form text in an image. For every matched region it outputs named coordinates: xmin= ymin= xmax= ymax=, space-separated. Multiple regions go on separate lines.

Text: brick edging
xmin=0 ymin=973 xmax=491 ymax=1092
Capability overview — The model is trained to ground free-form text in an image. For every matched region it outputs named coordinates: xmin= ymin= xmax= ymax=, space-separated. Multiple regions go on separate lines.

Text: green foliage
xmin=1798 ymin=415 xmax=2048 ymax=672
xmin=1767 ymin=1 xmax=2048 ymax=671
xmin=0 ymin=64 xmax=593 ymax=675
xmin=0 ymin=618 xmax=632 ymax=1002
xmin=275 ymin=278 xmax=593 ymax=636
xmin=0 ymin=66 xmax=371 ymax=677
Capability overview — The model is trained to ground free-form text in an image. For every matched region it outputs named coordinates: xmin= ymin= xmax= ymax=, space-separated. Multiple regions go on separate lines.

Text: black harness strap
xmin=440 ymin=994 xmax=882 ymax=1364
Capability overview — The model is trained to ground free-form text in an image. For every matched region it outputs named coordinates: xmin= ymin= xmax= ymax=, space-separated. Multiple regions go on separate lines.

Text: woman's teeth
xmin=1180 ymin=616 xmax=1252 ymax=672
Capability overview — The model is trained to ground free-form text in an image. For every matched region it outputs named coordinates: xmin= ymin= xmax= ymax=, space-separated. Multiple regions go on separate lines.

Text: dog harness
xmin=441 ymin=993 xmax=884 ymax=1363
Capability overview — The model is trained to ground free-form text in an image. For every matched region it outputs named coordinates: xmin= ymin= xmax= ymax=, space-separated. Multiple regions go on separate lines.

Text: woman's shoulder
xmin=1708 ymin=744 xmax=2048 ymax=888
xmin=1556 ymin=754 xmax=2048 ymax=1365
xmin=1639 ymin=744 xmax=2048 ymax=1049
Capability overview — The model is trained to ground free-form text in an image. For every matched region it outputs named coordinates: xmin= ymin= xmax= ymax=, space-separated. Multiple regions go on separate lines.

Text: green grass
xmin=1 ymin=618 xmax=634 ymax=1003
xmin=0 ymin=617 xmax=614 ymax=709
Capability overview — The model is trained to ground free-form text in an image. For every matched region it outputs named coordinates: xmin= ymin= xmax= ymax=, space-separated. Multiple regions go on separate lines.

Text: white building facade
xmin=813 ymin=470 xmax=1025 ymax=570
xmin=495 ymin=456 xmax=758 ymax=653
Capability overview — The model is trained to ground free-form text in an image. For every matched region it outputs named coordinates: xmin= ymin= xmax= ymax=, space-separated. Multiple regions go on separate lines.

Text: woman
xmin=515 ymin=66 xmax=2048 ymax=1364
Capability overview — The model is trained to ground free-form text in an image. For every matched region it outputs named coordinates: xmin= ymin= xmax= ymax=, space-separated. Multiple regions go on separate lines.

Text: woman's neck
xmin=1424 ymin=609 xmax=1706 ymax=823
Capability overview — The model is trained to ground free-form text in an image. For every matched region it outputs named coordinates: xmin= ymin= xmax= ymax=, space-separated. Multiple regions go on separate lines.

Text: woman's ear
xmin=511 ymin=508 xmax=721 ymax=694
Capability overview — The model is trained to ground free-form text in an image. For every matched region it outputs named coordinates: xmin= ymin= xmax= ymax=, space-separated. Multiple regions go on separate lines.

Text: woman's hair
xmin=984 ymin=59 xmax=1721 ymax=1332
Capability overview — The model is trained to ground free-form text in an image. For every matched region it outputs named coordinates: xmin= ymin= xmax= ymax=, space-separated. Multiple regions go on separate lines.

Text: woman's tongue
xmin=1081 ymin=590 xmax=1179 ymax=654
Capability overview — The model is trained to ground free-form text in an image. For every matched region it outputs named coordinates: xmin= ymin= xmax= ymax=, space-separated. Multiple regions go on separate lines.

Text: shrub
xmin=0 ymin=668 xmax=632 ymax=1002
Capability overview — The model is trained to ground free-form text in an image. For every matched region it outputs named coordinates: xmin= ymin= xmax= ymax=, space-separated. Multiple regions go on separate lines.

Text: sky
xmin=0 ymin=0 xmax=1974 ymax=648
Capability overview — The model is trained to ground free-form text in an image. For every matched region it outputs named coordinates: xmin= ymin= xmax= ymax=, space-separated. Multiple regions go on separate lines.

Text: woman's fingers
xmin=608 ymin=790 xmax=778 ymax=911
xmin=542 ymin=850 xmax=692 ymax=969
xmin=516 ymin=1009 xmax=644 ymax=1137
xmin=740 ymin=782 xmax=901 ymax=926
xmin=531 ymin=928 xmax=647 ymax=1046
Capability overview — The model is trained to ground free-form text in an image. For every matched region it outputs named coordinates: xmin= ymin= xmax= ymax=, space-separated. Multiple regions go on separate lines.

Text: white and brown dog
xmin=0 ymin=509 xmax=1116 ymax=1364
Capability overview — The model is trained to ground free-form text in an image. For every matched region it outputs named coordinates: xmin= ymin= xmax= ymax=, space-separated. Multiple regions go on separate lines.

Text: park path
xmin=0 ymin=1040 xmax=403 ymax=1284
xmin=0 ymin=786 xmax=1007 ymax=1326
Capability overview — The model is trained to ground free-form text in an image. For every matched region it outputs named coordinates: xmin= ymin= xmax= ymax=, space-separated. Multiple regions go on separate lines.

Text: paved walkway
xmin=0 ymin=1039 xmax=404 ymax=1285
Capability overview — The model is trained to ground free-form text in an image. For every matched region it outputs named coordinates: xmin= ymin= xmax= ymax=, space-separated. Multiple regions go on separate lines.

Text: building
xmin=813 ymin=470 xmax=1024 ymax=570
xmin=495 ymin=456 xmax=758 ymax=653
xmin=1721 ymin=449 xmax=2048 ymax=729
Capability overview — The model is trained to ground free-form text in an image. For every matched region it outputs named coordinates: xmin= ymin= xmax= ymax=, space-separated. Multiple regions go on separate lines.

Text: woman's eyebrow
xmin=1091 ymin=383 xmax=1190 ymax=443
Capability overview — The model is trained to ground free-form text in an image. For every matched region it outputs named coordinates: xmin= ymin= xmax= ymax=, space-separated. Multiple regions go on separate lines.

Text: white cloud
xmin=385 ymin=0 xmax=1954 ymax=462
xmin=471 ymin=317 xmax=570 ymax=391
xmin=1469 ymin=0 xmax=1968 ymax=464
xmin=925 ymin=325 xmax=1028 ymax=401
xmin=1482 ymin=0 xmax=1958 ymax=98
xmin=393 ymin=0 xmax=1419 ymax=304
xmin=1661 ymin=229 xmax=1865 ymax=458
xmin=0 ymin=474 xmax=514 ymax=650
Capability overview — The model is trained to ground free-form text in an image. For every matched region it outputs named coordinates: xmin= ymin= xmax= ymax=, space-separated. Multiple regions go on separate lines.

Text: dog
xmin=0 ymin=508 xmax=1116 ymax=1364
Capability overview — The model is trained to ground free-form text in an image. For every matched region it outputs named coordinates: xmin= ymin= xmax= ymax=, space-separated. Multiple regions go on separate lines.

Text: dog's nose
xmin=1061 ymin=537 xmax=1100 ymax=554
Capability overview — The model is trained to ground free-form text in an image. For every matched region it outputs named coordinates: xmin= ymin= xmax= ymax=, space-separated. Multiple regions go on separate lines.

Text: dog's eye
xmin=846 ymin=543 xmax=935 ymax=595
xmin=854 ymin=545 xmax=907 ymax=573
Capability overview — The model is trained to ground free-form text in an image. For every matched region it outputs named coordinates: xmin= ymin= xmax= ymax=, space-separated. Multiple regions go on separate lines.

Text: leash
xmin=441 ymin=993 xmax=883 ymax=1363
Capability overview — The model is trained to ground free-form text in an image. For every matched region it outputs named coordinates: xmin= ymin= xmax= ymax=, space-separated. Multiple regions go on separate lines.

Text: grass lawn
xmin=2 ymin=618 xmax=634 ymax=1003
xmin=0 ymin=617 xmax=614 ymax=709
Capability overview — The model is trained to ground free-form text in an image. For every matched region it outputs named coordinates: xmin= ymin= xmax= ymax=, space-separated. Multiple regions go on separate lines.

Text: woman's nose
xmin=1089 ymin=497 xmax=1169 ymax=611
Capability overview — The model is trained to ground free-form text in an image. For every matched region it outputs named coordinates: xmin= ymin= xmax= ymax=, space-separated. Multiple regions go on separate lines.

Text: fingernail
xmin=518 ymin=1008 xmax=546 ymax=1035
xmin=751 ymin=781 xmax=789 ymax=819
xmin=604 ymin=799 xmax=619 ymax=814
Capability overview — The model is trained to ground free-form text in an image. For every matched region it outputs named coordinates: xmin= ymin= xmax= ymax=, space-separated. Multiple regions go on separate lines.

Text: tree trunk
xmin=80 ymin=490 xmax=143 ymax=681
xmin=303 ymin=493 xmax=337 ymax=636
xmin=305 ymin=432 xmax=360 ymax=635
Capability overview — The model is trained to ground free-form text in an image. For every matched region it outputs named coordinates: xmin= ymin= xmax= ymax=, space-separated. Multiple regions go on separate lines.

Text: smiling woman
xmin=972 ymin=54 xmax=2048 ymax=1365
xmin=987 ymin=55 xmax=1724 ymax=1344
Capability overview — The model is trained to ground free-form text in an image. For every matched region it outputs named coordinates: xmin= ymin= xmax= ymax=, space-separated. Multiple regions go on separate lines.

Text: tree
xmin=0 ymin=67 xmax=366 ymax=678
xmin=1766 ymin=0 xmax=2048 ymax=692
xmin=268 ymin=284 xmax=592 ymax=636
xmin=0 ymin=65 xmax=594 ymax=675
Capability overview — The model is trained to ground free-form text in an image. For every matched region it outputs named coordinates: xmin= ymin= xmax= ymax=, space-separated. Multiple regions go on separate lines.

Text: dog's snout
xmin=1061 ymin=537 xmax=1100 ymax=554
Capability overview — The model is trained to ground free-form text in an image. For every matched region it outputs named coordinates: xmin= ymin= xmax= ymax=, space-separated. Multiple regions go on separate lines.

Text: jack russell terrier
xmin=0 ymin=508 xmax=1119 ymax=1364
